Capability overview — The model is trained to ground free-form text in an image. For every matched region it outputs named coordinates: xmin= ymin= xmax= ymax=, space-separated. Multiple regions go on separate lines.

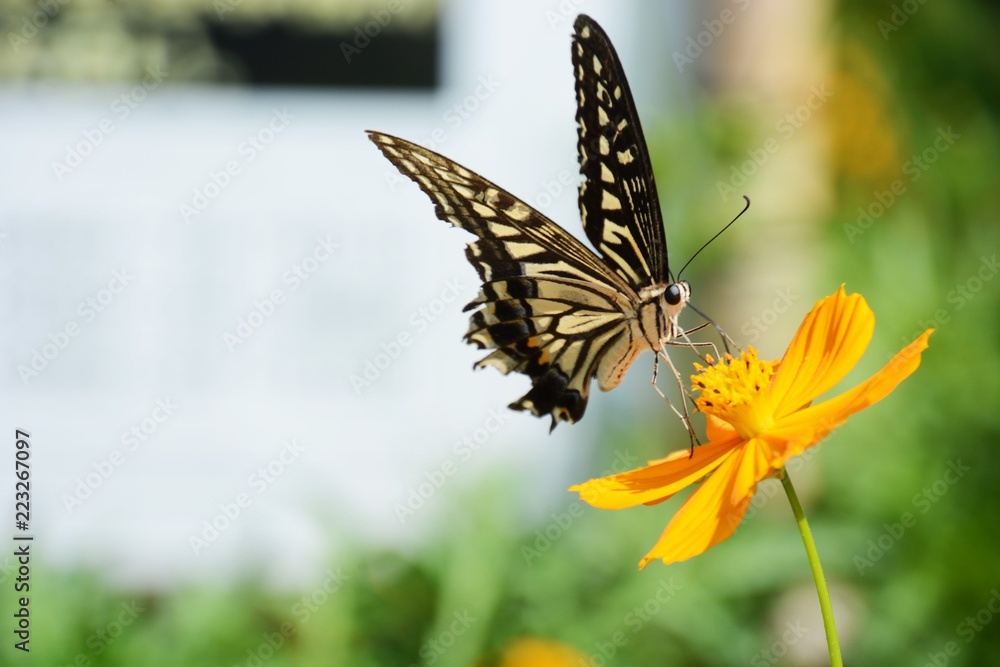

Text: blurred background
xmin=1 ymin=0 xmax=998 ymax=664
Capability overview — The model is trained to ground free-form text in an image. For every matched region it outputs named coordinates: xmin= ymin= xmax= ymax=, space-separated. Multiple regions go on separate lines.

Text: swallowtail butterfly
xmin=368 ymin=14 xmax=692 ymax=430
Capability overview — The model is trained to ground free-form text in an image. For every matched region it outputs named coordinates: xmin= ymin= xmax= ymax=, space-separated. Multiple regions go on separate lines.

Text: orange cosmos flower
xmin=571 ymin=286 xmax=932 ymax=568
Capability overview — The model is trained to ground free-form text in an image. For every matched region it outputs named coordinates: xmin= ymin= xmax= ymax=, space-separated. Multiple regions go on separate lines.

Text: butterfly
xmin=368 ymin=14 xmax=695 ymax=430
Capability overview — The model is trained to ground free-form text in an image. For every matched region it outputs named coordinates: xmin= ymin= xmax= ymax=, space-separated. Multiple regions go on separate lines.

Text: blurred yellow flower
xmin=572 ymin=286 xmax=932 ymax=567
xmin=498 ymin=636 xmax=588 ymax=667
xmin=826 ymin=43 xmax=904 ymax=187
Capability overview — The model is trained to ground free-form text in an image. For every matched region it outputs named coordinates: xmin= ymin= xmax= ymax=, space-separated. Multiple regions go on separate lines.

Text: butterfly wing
xmin=573 ymin=14 xmax=669 ymax=289
xmin=368 ymin=131 xmax=649 ymax=429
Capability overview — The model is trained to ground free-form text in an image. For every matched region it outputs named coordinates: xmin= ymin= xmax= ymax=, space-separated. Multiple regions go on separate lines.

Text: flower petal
xmin=770 ymin=286 xmax=875 ymax=417
xmin=639 ymin=438 xmax=769 ymax=567
xmin=706 ymin=414 xmax=736 ymax=442
xmin=730 ymin=437 xmax=778 ymax=505
xmin=767 ymin=329 xmax=933 ymax=463
xmin=570 ymin=434 xmax=742 ymax=510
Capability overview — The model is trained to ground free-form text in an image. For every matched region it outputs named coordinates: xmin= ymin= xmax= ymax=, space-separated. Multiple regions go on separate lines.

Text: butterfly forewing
xmin=368 ymin=131 xmax=644 ymax=429
xmin=573 ymin=14 xmax=668 ymax=288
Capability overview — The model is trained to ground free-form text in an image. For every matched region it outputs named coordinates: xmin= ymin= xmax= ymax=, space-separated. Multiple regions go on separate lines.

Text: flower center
xmin=691 ymin=347 xmax=777 ymax=439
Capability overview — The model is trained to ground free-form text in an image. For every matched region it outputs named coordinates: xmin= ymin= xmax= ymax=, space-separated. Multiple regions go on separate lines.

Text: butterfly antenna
xmin=676 ymin=196 xmax=750 ymax=282
xmin=687 ymin=302 xmax=736 ymax=355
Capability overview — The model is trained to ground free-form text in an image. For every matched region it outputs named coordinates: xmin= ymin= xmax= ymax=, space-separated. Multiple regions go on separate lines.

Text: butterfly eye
xmin=665 ymin=284 xmax=683 ymax=306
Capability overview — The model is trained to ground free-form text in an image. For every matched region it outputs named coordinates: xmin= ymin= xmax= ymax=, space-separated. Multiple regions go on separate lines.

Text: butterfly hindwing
xmin=464 ymin=276 xmax=645 ymax=422
xmin=367 ymin=131 xmax=646 ymax=429
xmin=573 ymin=14 xmax=668 ymax=289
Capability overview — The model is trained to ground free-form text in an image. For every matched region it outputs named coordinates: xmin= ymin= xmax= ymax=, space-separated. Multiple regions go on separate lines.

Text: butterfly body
xmin=369 ymin=15 xmax=689 ymax=429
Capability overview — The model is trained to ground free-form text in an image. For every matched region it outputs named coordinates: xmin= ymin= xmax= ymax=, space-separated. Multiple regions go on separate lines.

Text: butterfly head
xmin=660 ymin=281 xmax=690 ymax=341
xmin=665 ymin=281 xmax=690 ymax=307
xmin=637 ymin=281 xmax=690 ymax=351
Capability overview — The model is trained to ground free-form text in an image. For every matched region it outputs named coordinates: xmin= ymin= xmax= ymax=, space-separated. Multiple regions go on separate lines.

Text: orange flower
xmin=571 ymin=286 xmax=932 ymax=567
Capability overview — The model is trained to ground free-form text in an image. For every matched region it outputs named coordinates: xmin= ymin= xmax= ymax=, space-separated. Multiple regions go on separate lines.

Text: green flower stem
xmin=779 ymin=467 xmax=843 ymax=667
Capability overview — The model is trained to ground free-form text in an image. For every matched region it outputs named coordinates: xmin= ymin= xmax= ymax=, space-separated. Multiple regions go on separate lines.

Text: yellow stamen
xmin=691 ymin=347 xmax=777 ymax=439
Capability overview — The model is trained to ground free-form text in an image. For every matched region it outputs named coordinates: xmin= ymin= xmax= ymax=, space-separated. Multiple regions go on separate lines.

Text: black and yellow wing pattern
xmin=367 ymin=14 xmax=690 ymax=430
xmin=573 ymin=14 xmax=669 ymax=288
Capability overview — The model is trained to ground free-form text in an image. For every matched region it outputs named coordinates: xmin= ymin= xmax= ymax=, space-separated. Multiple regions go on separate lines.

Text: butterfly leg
xmin=652 ymin=350 xmax=701 ymax=454
xmin=669 ymin=328 xmax=720 ymax=363
xmin=671 ymin=321 xmax=740 ymax=364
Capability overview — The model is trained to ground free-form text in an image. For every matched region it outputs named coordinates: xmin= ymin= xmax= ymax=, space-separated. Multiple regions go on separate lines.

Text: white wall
xmin=0 ymin=0 xmax=684 ymax=588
